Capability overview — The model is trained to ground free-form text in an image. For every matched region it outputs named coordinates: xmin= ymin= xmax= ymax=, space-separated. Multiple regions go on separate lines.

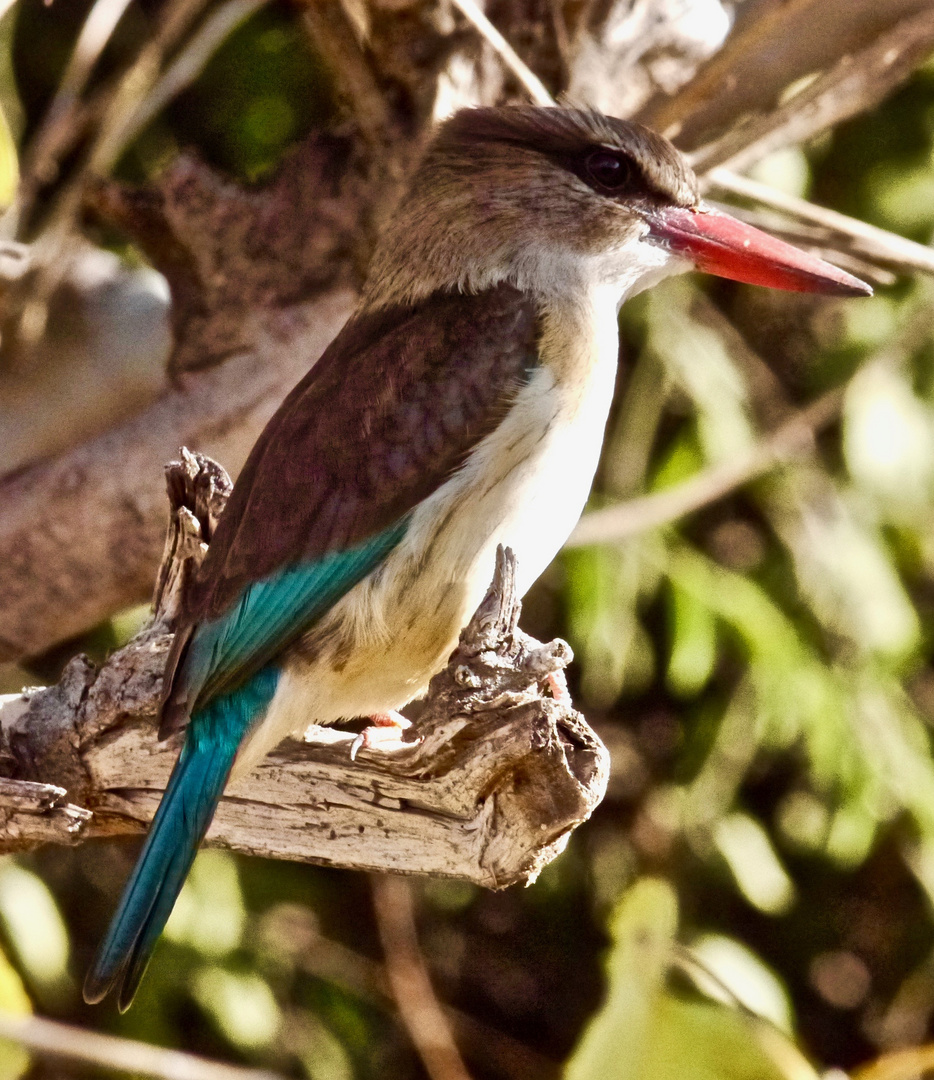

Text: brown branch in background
xmin=9 ymin=0 xmax=214 ymax=346
xmin=372 ymin=876 xmax=474 ymax=1080
xmin=5 ymin=0 xmax=134 ymax=236
xmin=0 ymin=1011 xmax=283 ymax=1080
xmin=113 ymin=0 xmax=273 ymax=154
xmin=450 ymin=0 xmax=553 ymax=106
xmin=0 ymin=288 xmax=355 ymax=663
xmin=265 ymin=905 xmax=559 ymax=1079
xmin=567 ymin=386 xmax=845 ymax=548
xmin=688 ymin=7 xmax=934 ymax=174
xmin=300 ymin=0 xmax=392 ymax=153
xmin=640 ymin=0 xmax=934 ymax=151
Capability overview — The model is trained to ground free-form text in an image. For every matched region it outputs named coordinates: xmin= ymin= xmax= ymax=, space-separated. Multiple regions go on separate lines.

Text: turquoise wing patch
xmin=182 ymin=519 xmax=409 ymax=711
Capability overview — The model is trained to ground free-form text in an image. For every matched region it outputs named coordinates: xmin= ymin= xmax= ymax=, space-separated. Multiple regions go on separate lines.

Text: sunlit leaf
xmin=667 ymin=581 xmax=718 ymax=697
xmin=165 ymin=850 xmax=245 ymax=957
xmin=0 ymin=863 xmax=69 ymax=989
xmin=0 ymin=943 xmax=31 ymax=1080
xmin=192 ymin=968 xmax=280 ymax=1049
xmin=686 ymin=935 xmax=793 ymax=1032
xmin=565 ymin=879 xmax=819 ymax=1080
xmin=714 ymin=814 xmax=796 ymax=916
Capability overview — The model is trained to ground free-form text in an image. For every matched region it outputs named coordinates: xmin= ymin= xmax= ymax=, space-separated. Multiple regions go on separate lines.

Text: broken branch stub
xmin=0 ymin=451 xmax=609 ymax=886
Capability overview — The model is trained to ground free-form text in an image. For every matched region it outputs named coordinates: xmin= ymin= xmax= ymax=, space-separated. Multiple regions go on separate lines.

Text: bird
xmin=84 ymin=105 xmax=870 ymax=1010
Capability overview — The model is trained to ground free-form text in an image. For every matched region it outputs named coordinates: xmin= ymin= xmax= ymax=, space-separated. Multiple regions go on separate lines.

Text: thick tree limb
xmin=0 ymin=454 xmax=608 ymax=884
xmin=0 ymin=288 xmax=355 ymax=663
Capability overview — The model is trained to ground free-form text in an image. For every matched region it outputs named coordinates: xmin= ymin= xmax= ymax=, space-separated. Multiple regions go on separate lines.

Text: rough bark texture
xmin=0 ymin=454 xmax=608 ymax=885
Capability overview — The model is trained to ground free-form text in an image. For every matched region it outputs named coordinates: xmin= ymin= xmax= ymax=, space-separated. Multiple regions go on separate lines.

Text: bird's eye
xmin=585 ymin=150 xmax=633 ymax=191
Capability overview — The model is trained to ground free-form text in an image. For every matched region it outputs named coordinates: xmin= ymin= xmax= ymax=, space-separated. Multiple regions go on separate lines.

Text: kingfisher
xmin=84 ymin=106 xmax=869 ymax=1010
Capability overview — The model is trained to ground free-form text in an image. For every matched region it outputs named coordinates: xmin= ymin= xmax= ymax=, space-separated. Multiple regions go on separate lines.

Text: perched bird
xmin=84 ymin=106 xmax=869 ymax=1010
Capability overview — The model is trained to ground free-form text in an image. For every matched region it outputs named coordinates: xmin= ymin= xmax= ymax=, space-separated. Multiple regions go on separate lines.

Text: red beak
xmin=645 ymin=204 xmax=872 ymax=297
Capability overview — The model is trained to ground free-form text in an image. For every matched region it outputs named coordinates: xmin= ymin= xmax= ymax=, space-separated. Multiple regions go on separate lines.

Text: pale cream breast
xmin=232 ymin=287 xmax=622 ymax=776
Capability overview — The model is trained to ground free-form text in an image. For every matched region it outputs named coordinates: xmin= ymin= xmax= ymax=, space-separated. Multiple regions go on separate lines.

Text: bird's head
xmin=363 ymin=106 xmax=870 ymax=309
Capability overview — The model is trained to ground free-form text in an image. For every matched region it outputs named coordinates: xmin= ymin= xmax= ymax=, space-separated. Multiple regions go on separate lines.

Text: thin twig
xmin=854 ymin=1043 xmax=934 ymax=1080
xmin=14 ymin=0 xmax=212 ymax=340
xmin=448 ymin=0 xmax=554 ymax=107
xmin=566 ymin=386 xmax=844 ymax=547
xmin=372 ymin=876 xmax=474 ymax=1080
xmin=689 ymin=7 xmax=934 ymax=175
xmin=272 ymin=908 xmax=559 ymax=1078
xmin=6 ymin=0 xmax=134 ymax=237
xmin=0 ymin=1012 xmax=283 ymax=1080
xmin=707 ymin=168 xmax=934 ymax=278
xmin=117 ymin=0 xmax=271 ymax=152
xmin=301 ymin=1 xmax=391 ymax=152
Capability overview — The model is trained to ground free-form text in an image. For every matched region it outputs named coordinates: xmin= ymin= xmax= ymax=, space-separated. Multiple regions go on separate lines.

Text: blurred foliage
xmin=7 ymin=2 xmax=934 ymax=1079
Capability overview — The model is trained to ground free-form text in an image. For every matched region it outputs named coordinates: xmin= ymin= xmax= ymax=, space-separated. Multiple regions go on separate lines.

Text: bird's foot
xmin=350 ymin=711 xmax=413 ymax=761
xmin=546 ymin=670 xmax=571 ymax=706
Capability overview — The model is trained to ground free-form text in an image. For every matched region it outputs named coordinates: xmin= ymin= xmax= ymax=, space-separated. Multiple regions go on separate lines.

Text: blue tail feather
xmin=83 ymin=666 xmax=280 ymax=1011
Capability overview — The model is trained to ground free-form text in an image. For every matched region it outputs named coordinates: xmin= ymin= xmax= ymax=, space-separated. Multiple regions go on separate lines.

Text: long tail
xmin=84 ymin=667 xmax=279 ymax=1011
xmin=82 ymin=734 xmax=235 ymax=1011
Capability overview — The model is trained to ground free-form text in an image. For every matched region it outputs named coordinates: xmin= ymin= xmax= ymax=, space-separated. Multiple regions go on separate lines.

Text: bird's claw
xmin=349 ymin=711 xmax=414 ymax=761
xmin=546 ymin=670 xmax=571 ymax=706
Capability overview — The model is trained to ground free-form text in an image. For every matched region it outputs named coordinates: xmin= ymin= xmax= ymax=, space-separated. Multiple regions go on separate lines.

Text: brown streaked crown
xmin=432 ymin=106 xmax=699 ymax=209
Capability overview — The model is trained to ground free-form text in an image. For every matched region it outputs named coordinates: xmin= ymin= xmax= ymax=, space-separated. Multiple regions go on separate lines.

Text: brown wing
xmin=185 ymin=282 xmax=540 ymax=622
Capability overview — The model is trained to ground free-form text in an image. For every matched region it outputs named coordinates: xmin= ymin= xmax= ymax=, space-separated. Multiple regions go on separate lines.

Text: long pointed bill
xmin=645 ymin=204 xmax=872 ymax=297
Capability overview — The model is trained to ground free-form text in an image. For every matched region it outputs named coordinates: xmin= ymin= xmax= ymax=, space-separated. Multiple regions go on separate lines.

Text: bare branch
xmin=0 ymin=1011 xmax=284 ymax=1080
xmin=689 ymin=8 xmax=934 ymax=174
xmin=6 ymin=0 xmax=134 ymax=236
xmin=114 ymin=0 xmax=273 ymax=155
xmin=264 ymin=905 xmax=559 ymax=1077
xmin=567 ymin=386 xmax=844 ymax=548
xmin=373 ymin=877 xmax=473 ymax=1080
xmin=639 ymin=0 xmax=934 ymax=151
xmin=449 ymin=0 xmax=553 ymax=106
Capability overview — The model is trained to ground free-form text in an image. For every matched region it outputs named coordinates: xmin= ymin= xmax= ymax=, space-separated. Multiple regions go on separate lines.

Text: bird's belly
xmin=249 ymin=328 xmax=618 ymax=768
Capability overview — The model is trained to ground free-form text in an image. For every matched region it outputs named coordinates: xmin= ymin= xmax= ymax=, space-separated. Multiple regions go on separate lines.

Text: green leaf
xmin=667 ymin=581 xmax=718 ymax=697
xmin=565 ymin=879 xmax=819 ymax=1080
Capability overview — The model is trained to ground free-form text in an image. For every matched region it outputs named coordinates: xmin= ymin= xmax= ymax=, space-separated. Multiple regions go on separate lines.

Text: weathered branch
xmin=688 ymin=6 xmax=934 ymax=173
xmin=0 ymin=287 xmax=355 ymax=663
xmin=0 ymin=453 xmax=608 ymax=885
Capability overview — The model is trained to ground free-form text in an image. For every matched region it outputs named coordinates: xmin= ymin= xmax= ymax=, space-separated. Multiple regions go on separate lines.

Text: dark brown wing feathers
xmin=184 ymin=283 xmax=540 ymax=622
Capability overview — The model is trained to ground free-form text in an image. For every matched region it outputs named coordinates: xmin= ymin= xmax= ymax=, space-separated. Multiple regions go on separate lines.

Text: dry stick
xmin=372 ymin=877 xmax=474 ymax=1080
xmin=300 ymin=1 xmax=392 ymax=153
xmin=449 ymin=0 xmax=553 ymax=106
xmin=24 ymin=0 xmax=212 ymax=303
xmin=690 ymin=7 xmax=934 ymax=175
xmin=567 ymin=387 xmax=844 ymax=548
xmin=855 ymin=1044 xmax=934 ymax=1080
xmin=0 ymin=1012 xmax=283 ymax=1080
xmin=5 ymin=0 xmax=135 ymax=237
xmin=112 ymin=0 xmax=272 ymax=161
xmin=285 ymin=916 xmax=558 ymax=1079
